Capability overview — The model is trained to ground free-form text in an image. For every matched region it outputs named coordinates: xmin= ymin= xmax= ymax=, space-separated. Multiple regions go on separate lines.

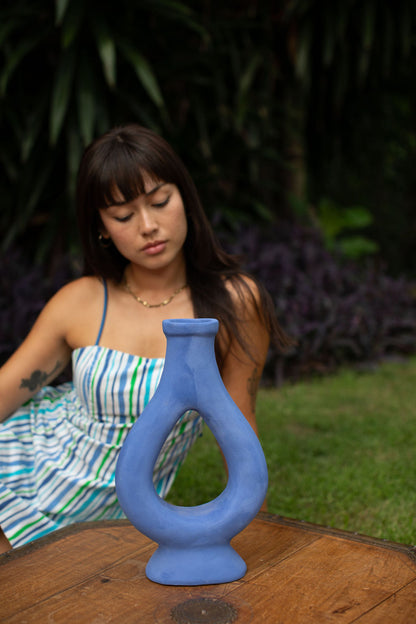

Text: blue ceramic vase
xmin=115 ymin=318 xmax=268 ymax=586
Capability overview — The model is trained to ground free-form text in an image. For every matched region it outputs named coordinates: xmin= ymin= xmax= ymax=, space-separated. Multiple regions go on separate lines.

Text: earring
xmin=98 ymin=233 xmax=112 ymax=248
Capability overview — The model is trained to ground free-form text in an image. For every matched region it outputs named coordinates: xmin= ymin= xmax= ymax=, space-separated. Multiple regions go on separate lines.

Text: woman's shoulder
xmin=52 ymin=275 xmax=105 ymax=303
xmin=221 ymin=273 xmax=265 ymax=325
xmin=224 ymin=273 xmax=261 ymax=305
xmin=39 ymin=276 xmax=109 ymax=347
xmin=40 ymin=276 xmax=106 ymax=324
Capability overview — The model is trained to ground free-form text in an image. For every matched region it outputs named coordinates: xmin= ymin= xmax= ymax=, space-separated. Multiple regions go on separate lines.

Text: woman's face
xmin=98 ymin=178 xmax=188 ymax=275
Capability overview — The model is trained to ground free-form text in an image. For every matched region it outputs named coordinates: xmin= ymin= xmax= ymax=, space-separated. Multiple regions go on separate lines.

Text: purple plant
xmin=225 ymin=223 xmax=416 ymax=385
xmin=0 ymin=248 xmax=79 ymax=370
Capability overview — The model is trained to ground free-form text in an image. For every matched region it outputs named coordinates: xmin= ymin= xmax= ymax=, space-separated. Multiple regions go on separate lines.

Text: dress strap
xmin=95 ymin=279 xmax=108 ymax=346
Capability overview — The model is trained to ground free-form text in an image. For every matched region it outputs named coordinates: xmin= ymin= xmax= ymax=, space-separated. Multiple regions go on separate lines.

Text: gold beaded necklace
xmin=124 ymin=281 xmax=187 ymax=308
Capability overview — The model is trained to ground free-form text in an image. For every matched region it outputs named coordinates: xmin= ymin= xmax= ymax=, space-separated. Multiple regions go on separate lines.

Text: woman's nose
xmin=139 ymin=209 xmax=158 ymax=235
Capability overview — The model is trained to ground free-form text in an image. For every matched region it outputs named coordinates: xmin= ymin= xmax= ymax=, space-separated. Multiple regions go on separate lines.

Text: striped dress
xmin=0 ymin=284 xmax=203 ymax=548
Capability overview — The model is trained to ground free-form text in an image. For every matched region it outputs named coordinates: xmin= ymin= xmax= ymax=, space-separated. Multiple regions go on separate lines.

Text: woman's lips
xmin=142 ymin=241 xmax=166 ymax=255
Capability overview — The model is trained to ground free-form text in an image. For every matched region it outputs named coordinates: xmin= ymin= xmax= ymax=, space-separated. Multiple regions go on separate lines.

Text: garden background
xmin=1 ymin=1 xmax=416 ymax=541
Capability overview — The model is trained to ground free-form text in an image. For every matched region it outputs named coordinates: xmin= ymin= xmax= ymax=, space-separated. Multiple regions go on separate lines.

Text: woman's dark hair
xmin=76 ymin=124 xmax=290 ymax=367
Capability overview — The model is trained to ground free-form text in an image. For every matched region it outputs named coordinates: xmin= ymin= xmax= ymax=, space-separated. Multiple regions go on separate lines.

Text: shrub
xmin=225 ymin=223 xmax=416 ymax=385
xmin=0 ymin=248 xmax=79 ymax=368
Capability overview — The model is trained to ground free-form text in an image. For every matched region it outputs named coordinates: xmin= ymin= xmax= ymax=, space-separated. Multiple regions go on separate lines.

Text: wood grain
xmin=1 ymin=514 xmax=415 ymax=623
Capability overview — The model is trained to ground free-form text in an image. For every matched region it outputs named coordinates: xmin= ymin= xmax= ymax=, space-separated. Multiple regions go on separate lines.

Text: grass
xmin=167 ymin=355 xmax=416 ymax=545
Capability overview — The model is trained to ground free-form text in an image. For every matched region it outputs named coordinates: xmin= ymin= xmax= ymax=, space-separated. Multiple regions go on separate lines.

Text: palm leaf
xmin=67 ymin=124 xmax=83 ymax=197
xmin=60 ymin=0 xmax=84 ymax=49
xmin=21 ymin=94 xmax=49 ymax=162
xmin=55 ymin=0 xmax=71 ymax=25
xmin=49 ymin=47 xmax=76 ymax=145
xmin=76 ymin=60 xmax=97 ymax=145
xmin=118 ymin=40 xmax=164 ymax=109
xmin=0 ymin=32 xmax=45 ymax=95
xmin=92 ymin=18 xmax=117 ymax=88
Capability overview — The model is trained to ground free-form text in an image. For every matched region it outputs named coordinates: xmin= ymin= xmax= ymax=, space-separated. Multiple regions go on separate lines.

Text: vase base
xmin=146 ymin=544 xmax=247 ymax=586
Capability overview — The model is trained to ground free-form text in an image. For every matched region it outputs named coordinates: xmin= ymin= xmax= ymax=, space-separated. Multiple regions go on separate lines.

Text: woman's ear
xmin=98 ymin=231 xmax=112 ymax=247
xmin=97 ymin=211 xmax=112 ymax=245
xmin=99 ymin=228 xmax=110 ymax=240
xmin=98 ymin=216 xmax=111 ymax=240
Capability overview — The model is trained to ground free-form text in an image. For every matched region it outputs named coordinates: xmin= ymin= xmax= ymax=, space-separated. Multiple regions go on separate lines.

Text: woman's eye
xmin=115 ymin=214 xmax=133 ymax=222
xmin=152 ymin=196 xmax=170 ymax=208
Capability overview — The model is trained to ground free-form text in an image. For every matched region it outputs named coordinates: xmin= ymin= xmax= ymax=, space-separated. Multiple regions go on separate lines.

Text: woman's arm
xmin=220 ymin=276 xmax=270 ymax=434
xmin=0 ymin=281 xmax=86 ymax=423
xmin=220 ymin=277 xmax=271 ymax=510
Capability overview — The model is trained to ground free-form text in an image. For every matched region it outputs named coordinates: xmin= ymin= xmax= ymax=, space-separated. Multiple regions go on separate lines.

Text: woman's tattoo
xmin=20 ymin=361 xmax=62 ymax=392
xmin=247 ymin=366 xmax=259 ymax=413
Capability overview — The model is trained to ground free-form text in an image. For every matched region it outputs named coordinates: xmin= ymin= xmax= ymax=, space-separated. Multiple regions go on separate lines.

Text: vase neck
xmin=162 ymin=319 xmax=219 ymax=375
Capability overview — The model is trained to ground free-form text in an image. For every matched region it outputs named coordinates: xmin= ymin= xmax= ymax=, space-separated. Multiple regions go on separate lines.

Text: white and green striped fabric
xmin=0 ymin=345 xmax=203 ymax=548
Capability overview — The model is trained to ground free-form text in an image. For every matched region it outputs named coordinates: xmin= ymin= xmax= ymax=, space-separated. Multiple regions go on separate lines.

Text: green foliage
xmin=285 ymin=1 xmax=416 ymax=275
xmin=159 ymin=6 xmax=284 ymax=229
xmin=314 ymin=199 xmax=379 ymax=259
xmin=169 ymin=356 xmax=416 ymax=544
xmin=1 ymin=0 xmax=416 ymax=274
xmin=0 ymin=1 xmax=285 ymax=260
xmin=282 ymin=0 xmax=416 ymax=102
xmin=0 ymin=0 xmax=175 ymax=258
xmin=309 ymin=84 xmax=416 ymax=275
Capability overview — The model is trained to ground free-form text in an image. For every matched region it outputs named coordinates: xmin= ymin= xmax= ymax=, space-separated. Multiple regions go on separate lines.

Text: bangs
xmin=92 ymin=142 xmax=161 ymax=209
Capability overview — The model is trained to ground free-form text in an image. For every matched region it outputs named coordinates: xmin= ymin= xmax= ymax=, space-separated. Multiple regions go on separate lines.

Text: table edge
xmin=1 ymin=512 xmax=415 ymax=566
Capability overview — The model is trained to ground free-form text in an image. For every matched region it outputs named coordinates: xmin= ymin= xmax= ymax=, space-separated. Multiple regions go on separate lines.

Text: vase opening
xmin=162 ymin=318 xmax=219 ymax=337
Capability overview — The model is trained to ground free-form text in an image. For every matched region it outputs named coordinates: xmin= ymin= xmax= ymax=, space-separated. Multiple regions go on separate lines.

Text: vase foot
xmin=146 ymin=543 xmax=247 ymax=586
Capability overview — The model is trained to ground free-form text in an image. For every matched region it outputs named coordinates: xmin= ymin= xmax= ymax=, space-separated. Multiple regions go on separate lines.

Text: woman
xmin=0 ymin=124 xmax=288 ymax=552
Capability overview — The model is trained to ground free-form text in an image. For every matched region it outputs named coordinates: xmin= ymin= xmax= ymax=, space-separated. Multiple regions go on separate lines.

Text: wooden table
xmin=1 ymin=513 xmax=416 ymax=623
